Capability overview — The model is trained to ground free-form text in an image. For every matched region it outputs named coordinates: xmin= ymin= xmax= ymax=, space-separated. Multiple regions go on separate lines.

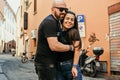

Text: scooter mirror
xmin=93 ymin=47 xmax=104 ymax=56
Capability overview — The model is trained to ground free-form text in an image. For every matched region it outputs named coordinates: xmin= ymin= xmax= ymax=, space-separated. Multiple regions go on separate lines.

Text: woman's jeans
xmin=56 ymin=60 xmax=82 ymax=80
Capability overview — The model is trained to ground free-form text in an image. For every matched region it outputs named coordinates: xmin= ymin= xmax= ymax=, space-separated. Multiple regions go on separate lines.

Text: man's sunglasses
xmin=55 ymin=7 xmax=68 ymax=12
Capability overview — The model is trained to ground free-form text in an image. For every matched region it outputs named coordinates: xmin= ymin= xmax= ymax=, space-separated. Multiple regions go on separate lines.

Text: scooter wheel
xmin=82 ymin=70 xmax=88 ymax=76
xmin=21 ymin=57 xmax=28 ymax=63
xmin=89 ymin=62 xmax=97 ymax=77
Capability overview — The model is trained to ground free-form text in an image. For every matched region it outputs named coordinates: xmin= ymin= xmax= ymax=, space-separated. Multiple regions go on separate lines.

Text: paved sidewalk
xmin=0 ymin=60 xmax=8 ymax=80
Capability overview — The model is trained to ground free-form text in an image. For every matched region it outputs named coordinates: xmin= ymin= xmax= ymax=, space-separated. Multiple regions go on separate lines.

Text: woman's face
xmin=63 ymin=13 xmax=75 ymax=30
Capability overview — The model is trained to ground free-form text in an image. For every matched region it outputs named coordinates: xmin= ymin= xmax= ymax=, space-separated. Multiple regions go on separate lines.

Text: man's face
xmin=53 ymin=2 xmax=68 ymax=20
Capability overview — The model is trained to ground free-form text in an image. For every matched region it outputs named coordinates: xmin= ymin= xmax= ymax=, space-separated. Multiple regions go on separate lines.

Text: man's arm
xmin=47 ymin=37 xmax=72 ymax=52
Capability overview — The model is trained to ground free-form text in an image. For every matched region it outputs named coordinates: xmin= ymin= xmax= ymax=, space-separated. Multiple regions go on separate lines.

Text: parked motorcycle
xmin=21 ymin=52 xmax=28 ymax=63
xmin=21 ymin=52 xmax=35 ymax=63
xmin=79 ymin=46 xmax=104 ymax=77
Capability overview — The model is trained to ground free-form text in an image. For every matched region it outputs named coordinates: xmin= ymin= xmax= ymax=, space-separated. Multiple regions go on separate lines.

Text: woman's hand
xmin=72 ymin=66 xmax=78 ymax=78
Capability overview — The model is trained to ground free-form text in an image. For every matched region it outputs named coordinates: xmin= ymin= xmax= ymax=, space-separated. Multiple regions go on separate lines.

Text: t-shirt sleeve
xmin=43 ymin=19 xmax=58 ymax=38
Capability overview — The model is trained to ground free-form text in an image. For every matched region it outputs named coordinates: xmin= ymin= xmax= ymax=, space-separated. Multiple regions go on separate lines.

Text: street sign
xmin=77 ymin=15 xmax=86 ymax=37
xmin=77 ymin=15 xmax=84 ymax=22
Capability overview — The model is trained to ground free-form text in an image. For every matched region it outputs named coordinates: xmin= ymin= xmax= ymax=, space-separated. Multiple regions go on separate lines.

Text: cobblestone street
xmin=0 ymin=54 xmax=120 ymax=80
xmin=0 ymin=54 xmax=38 ymax=80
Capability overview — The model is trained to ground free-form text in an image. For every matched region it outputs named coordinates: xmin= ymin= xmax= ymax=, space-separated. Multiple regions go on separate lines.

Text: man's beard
xmin=54 ymin=12 xmax=60 ymax=20
xmin=54 ymin=12 xmax=65 ymax=21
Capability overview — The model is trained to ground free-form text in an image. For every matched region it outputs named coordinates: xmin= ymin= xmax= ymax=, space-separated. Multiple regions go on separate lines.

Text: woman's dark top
xmin=57 ymin=28 xmax=80 ymax=62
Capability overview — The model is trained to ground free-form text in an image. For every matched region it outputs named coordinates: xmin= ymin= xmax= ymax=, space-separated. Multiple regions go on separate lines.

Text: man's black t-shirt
xmin=35 ymin=14 xmax=60 ymax=65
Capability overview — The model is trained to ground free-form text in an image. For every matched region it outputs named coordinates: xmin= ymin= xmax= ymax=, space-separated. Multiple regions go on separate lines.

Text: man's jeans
xmin=34 ymin=62 xmax=56 ymax=80
xmin=56 ymin=60 xmax=82 ymax=80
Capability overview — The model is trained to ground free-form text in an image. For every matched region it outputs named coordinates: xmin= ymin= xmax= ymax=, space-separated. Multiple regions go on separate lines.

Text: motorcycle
xmin=79 ymin=46 xmax=104 ymax=77
xmin=21 ymin=52 xmax=35 ymax=63
xmin=21 ymin=52 xmax=28 ymax=63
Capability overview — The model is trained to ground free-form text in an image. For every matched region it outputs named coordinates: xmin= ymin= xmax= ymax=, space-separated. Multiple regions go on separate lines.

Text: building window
xmin=25 ymin=0 xmax=29 ymax=6
xmin=34 ymin=39 xmax=36 ymax=47
xmin=34 ymin=0 xmax=37 ymax=14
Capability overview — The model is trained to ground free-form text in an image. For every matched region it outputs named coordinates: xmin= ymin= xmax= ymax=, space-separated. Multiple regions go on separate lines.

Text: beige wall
xmin=21 ymin=0 xmax=120 ymax=75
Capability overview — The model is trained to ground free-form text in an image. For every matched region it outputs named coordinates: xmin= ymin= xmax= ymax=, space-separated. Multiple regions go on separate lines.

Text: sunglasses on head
xmin=55 ymin=7 xmax=68 ymax=12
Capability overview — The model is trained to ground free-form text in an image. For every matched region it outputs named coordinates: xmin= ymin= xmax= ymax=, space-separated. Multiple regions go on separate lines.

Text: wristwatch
xmin=69 ymin=45 xmax=73 ymax=51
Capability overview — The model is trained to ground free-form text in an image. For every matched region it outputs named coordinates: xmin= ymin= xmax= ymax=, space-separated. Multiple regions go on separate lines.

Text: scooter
xmin=21 ymin=52 xmax=35 ymax=63
xmin=79 ymin=46 xmax=104 ymax=77
xmin=21 ymin=52 xmax=28 ymax=63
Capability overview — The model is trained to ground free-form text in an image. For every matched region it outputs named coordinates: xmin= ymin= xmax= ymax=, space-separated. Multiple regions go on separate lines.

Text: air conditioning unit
xmin=31 ymin=30 xmax=36 ymax=39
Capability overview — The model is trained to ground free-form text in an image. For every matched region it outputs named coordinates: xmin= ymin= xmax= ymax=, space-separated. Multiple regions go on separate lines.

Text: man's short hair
xmin=52 ymin=0 xmax=64 ymax=7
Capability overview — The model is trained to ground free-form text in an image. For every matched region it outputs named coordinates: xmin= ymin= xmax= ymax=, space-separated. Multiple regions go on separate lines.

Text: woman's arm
xmin=72 ymin=41 xmax=81 ymax=78
xmin=73 ymin=41 xmax=81 ymax=65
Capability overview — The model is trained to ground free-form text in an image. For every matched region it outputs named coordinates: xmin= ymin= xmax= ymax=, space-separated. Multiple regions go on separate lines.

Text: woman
xmin=56 ymin=11 xmax=82 ymax=80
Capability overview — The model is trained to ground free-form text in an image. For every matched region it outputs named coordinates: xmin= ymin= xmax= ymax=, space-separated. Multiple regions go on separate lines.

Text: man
xmin=34 ymin=0 xmax=73 ymax=80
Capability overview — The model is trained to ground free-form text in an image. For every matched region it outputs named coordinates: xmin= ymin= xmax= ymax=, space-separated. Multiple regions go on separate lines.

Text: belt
xmin=35 ymin=62 xmax=55 ymax=68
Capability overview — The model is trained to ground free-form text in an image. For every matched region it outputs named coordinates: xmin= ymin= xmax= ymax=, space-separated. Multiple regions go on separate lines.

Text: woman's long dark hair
xmin=62 ymin=10 xmax=82 ymax=49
